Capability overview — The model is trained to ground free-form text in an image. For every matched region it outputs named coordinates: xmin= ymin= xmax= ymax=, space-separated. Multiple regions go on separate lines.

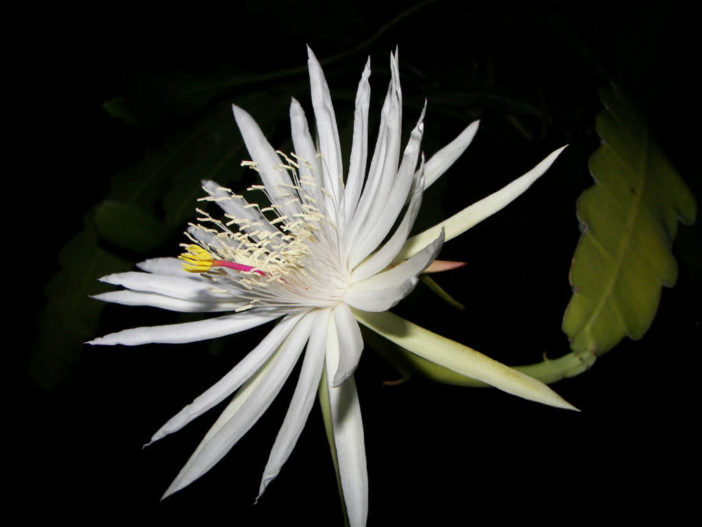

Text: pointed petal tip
xmin=161 ymin=478 xmax=184 ymax=502
xmin=423 ymin=259 xmax=467 ymax=273
xmin=306 ymin=45 xmax=319 ymax=64
xmin=85 ymin=337 xmax=109 ymax=346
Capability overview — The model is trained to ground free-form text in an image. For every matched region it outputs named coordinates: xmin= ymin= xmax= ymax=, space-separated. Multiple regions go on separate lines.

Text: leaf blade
xmin=563 ymin=86 xmax=696 ymax=355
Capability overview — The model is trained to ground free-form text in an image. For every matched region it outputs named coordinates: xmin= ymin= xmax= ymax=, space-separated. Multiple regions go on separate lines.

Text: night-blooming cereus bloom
xmin=89 ymin=48 xmax=574 ymax=526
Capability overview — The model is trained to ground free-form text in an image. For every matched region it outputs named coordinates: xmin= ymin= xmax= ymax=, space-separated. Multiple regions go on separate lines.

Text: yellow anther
xmin=179 ymin=244 xmax=214 ymax=273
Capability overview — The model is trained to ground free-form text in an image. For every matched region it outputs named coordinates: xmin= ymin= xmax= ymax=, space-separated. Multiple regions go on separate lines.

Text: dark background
xmin=13 ymin=1 xmax=699 ymax=524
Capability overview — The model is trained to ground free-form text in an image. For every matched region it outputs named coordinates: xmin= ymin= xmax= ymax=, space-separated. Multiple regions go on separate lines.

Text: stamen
xmin=179 ymin=244 xmax=214 ymax=272
xmin=179 ymin=244 xmax=267 ymax=276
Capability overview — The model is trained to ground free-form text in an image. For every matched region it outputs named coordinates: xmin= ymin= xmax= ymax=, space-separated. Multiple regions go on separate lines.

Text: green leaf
xmin=354 ymin=310 xmax=576 ymax=410
xmin=95 ymin=200 xmax=172 ymax=253
xmin=563 ymin=86 xmax=697 ymax=355
xmin=30 ymin=225 xmax=130 ymax=389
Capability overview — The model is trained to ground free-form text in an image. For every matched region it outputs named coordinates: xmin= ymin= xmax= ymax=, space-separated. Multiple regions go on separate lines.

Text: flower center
xmin=180 ymin=172 xmax=351 ymax=310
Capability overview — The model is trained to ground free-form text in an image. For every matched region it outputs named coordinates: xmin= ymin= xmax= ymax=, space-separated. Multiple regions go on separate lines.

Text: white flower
xmin=90 ymin=48 xmax=573 ymax=526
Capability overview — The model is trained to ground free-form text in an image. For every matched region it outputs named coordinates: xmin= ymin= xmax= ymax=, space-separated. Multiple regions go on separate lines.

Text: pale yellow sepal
xmin=353 ymin=309 xmax=577 ymax=411
xmin=397 ymin=146 xmax=567 ymax=260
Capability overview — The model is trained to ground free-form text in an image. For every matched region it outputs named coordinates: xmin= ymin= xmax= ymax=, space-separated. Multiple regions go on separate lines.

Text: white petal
xmin=325 ymin=345 xmax=368 ymax=527
xmin=347 ymin=52 xmax=402 ymax=252
xmin=331 ymin=304 xmax=364 ymax=386
xmin=162 ymin=313 xmax=315 ymax=498
xmin=149 ymin=314 xmax=304 ymax=444
xmin=353 ymin=229 xmax=444 ymax=289
xmin=354 ymin=310 xmax=577 ymax=411
xmin=423 ymin=120 xmax=480 ymax=188
xmin=344 ymin=279 xmax=417 ymax=312
xmin=257 ymin=310 xmax=328 ymax=498
xmin=349 ymin=106 xmax=424 ymax=268
xmin=92 ymin=290 xmax=243 ymax=312
xmin=350 ymin=172 xmax=423 ymax=282
xmin=346 ymin=230 xmax=443 ymax=312
xmin=87 ymin=311 xmax=279 ymax=346
xmin=231 ymin=104 xmax=301 ymax=219
xmin=307 ymin=47 xmax=343 ymax=209
xmin=289 ymin=98 xmax=324 ymax=208
xmin=99 ymin=271 xmax=226 ymax=301
xmin=342 ymin=57 xmax=371 ymax=222
xmin=397 ymin=146 xmax=567 ymax=259
xmin=137 ymin=257 xmax=192 ymax=277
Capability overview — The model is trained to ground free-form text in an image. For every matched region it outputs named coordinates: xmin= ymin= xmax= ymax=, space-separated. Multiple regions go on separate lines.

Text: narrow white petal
xmin=350 ymin=173 xmax=423 ymax=282
xmin=162 ymin=313 xmax=315 ymax=498
xmin=342 ymin=57 xmax=371 ymax=222
xmin=92 ymin=290 xmax=243 ymax=313
xmin=307 ymin=47 xmax=343 ymax=209
xmin=149 ymin=314 xmax=303 ymax=444
xmin=346 ymin=236 xmax=442 ymax=313
xmin=331 ymin=304 xmax=364 ymax=386
xmin=257 ymin=310 xmax=328 ymax=498
xmin=349 ymin=106 xmax=424 ymax=268
xmin=347 ymin=52 xmax=402 ymax=251
xmin=289 ymin=98 xmax=324 ymax=208
xmin=87 ymin=311 xmax=279 ymax=346
xmin=231 ymin=104 xmax=301 ymax=219
xmin=354 ymin=310 xmax=577 ymax=411
xmin=99 ymin=271 xmax=226 ymax=301
xmin=137 ymin=257 xmax=192 ymax=277
xmin=397 ymin=146 xmax=567 ymax=259
xmin=354 ymin=229 xmax=444 ymax=288
xmin=325 ymin=356 xmax=368 ymax=527
xmin=346 ymin=230 xmax=443 ymax=312
xmin=344 ymin=279 xmax=417 ymax=312
xmin=423 ymin=120 xmax=480 ymax=188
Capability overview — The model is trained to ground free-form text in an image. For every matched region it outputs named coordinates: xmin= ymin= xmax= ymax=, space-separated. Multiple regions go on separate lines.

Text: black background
xmin=14 ymin=1 xmax=700 ymax=524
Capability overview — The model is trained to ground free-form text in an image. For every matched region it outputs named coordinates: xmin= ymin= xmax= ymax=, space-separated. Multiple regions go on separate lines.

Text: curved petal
xmin=424 ymin=120 xmax=480 ymax=188
xmin=342 ymin=57 xmax=371 ymax=223
xmin=344 ymin=278 xmax=417 ymax=312
xmin=349 ymin=107 xmax=424 ymax=268
xmin=231 ymin=104 xmax=301 ymax=219
xmin=289 ymin=98 xmax=324 ymax=208
xmin=162 ymin=313 xmax=315 ymax=498
xmin=325 ymin=336 xmax=368 ymax=527
xmin=353 ymin=309 xmax=577 ymax=411
xmin=331 ymin=303 xmax=364 ymax=386
xmin=149 ymin=314 xmax=304 ymax=444
xmin=257 ymin=310 xmax=328 ymax=498
xmin=99 ymin=271 xmax=227 ymax=301
xmin=307 ymin=47 xmax=343 ymax=210
xmin=137 ymin=257 xmax=193 ymax=277
xmin=347 ymin=52 xmax=402 ymax=252
xmin=346 ymin=230 xmax=443 ymax=312
xmin=398 ymin=145 xmax=567 ymax=259
xmin=92 ymin=290 xmax=244 ymax=313
xmin=87 ymin=311 xmax=279 ymax=346
xmin=350 ymin=171 xmax=424 ymax=282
